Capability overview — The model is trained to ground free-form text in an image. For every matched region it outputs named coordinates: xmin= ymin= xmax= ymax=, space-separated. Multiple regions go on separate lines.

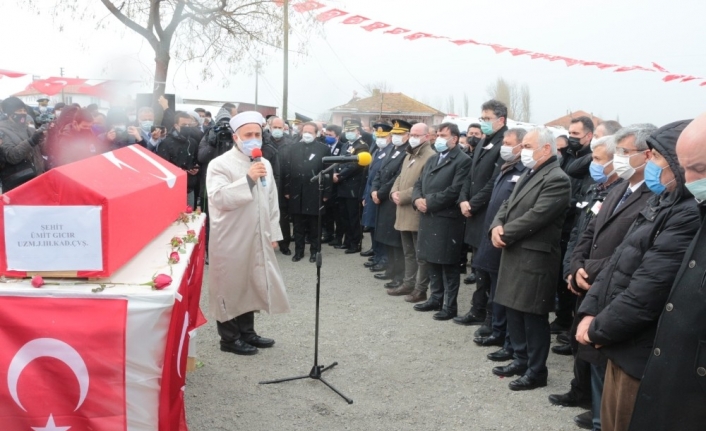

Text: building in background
xmin=181 ymin=98 xmax=277 ymax=118
xmin=544 ymin=110 xmax=604 ymax=129
xmin=330 ymin=89 xmax=446 ymax=127
xmin=13 ymin=85 xmax=108 ymax=110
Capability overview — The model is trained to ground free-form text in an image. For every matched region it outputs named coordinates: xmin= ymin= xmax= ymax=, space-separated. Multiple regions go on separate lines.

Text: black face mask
xmin=568 ymin=136 xmax=584 ymax=152
xmin=468 ymin=136 xmax=481 ymax=148
xmin=11 ymin=113 xmax=26 ymax=125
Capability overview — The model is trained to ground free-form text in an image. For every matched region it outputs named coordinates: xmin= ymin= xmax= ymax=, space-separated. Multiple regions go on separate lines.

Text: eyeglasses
xmin=615 ymin=147 xmax=645 ymax=156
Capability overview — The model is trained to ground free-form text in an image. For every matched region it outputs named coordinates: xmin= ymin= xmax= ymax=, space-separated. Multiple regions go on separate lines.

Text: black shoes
xmin=413 ymin=300 xmax=442 ymax=312
xmin=548 ymin=391 xmax=592 ymax=409
xmin=453 ymin=311 xmax=486 ymax=326
xmin=370 ymin=265 xmax=387 ymax=273
xmin=220 ymin=339 xmax=258 ymax=355
xmin=463 ymin=273 xmax=477 ymax=284
xmin=320 ymin=235 xmax=333 ymax=243
xmin=309 ymin=254 xmax=317 ymax=263
xmin=492 ymin=362 xmax=528 ymax=377
xmin=360 ymin=248 xmax=374 ymax=257
xmin=433 ymin=310 xmax=457 ymax=321
xmin=487 ymin=348 xmax=514 ymax=362
xmin=551 ymin=344 xmax=573 ymax=356
xmin=292 ymin=253 xmax=304 ymax=262
xmin=333 ymin=244 xmax=349 ymax=250
xmin=384 ymin=280 xmax=402 ymax=288
xmin=508 ymin=374 xmax=547 ymax=391
xmin=474 ymin=335 xmax=504 ymax=347
xmin=328 ymin=240 xmax=342 ymax=247
xmin=374 ymin=273 xmax=392 ymax=281
xmin=242 ymin=335 xmax=275 ymax=348
xmin=280 ymin=247 xmax=292 ymax=256
xmin=556 ymin=332 xmax=571 ymax=345
xmin=574 ymin=411 xmax=593 ymax=430
xmin=550 ymin=320 xmax=571 ymax=334
xmin=474 ymin=325 xmax=493 ymax=338
xmin=364 ymin=261 xmax=377 ymax=268
xmin=345 ymin=245 xmax=362 ymax=254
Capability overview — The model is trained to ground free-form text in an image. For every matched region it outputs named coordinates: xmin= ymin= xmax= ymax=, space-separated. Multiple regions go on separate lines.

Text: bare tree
xmin=364 ymin=81 xmax=394 ymax=95
xmin=446 ymin=95 xmax=456 ymax=115
xmin=486 ymin=77 xmax=532 ymax=122
xmin=463 ymin=93 xmax=469 ymax=117
xmin=32 ymin=0 xmax=315 ymax=98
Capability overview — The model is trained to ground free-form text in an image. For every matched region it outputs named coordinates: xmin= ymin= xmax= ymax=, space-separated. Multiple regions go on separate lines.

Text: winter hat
xmin=214 ymin=107 xmax=231 ymax=124
xmin=1 ymin=97 xmax=25 ymax=115
xmin=105 ymin=108 xmax=130 ymax=128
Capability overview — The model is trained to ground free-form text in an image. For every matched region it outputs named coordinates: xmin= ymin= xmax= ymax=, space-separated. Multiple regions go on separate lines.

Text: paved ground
xmin=186 ymin=235 xmax=582 ymax=431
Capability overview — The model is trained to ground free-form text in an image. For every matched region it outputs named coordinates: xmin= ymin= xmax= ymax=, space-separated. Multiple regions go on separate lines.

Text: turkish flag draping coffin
xmin=0 ymin=145 xmax=186 ymax=278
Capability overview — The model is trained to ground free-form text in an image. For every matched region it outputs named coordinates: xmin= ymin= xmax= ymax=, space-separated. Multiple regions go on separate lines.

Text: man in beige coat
xmin=388 ymin=123 xmax=437 ymax=302
xmin=207 ymin=111 xmax=291 ymax=356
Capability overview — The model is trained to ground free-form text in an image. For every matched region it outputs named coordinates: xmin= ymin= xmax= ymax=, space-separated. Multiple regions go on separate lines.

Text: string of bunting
xmin=280 ymin=0 xmax=705 ymax=87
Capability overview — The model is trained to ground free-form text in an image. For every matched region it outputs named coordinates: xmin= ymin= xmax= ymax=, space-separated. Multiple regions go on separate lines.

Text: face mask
xmin=568 ymin=136 xmax=583 ymax=152
xmin=644 ymin=160 xmax=667 ymax=195
xmin=521 ymin=148 xmax=540 ymax=169
xmin=409 ymin=137 xmax=422 ymax=148
xmin=39 ymin=106 xmax=47 ymax=113
xmin=685 ymin=178 xmax=706 ymax=202
xmin=345 ymin=131 xmax=357 ymax=141
xmin=500 ymin=144 xmax=519 ymax=162
xmin=468 ymin=136 xmax=481 ymax=148
xmin=302 ymin=133 xmax=315 ymax=144
xmin=11 ymin=113 xmax=26 ymax=124
xmin=91 ymin=125 xmax=105 ymax=135
xmin=480 ymin=121 xmax=494 ymax=135
xmin=272 ymin=129 xmax=284 ymax=139
xmin=114 ymin=125 xmax=127 ymax=133
xmin=434 ymin=137 xmax=448 ymax=153
xmin=292 ymin=126 xmax=299 ymax=134
xmin=140 ymin=120 xmax=154 ymax=132
xmin=376 ymin=138 xmax=388 ymax=149
xmin=238 ymin=137 xmax=262 ymax=157
xmin=391 ymin=135 xmax=404 ymax=146
xmin=613 ymin=152 xmax=646 ymax=180
xmin=325 ymin=136 xmax=336 ymax=145
xmin=590 ymin=160 xmax=614 ymax=183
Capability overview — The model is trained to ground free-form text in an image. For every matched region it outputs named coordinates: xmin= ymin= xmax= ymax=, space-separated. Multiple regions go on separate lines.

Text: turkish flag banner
xmin=342 ymin=15 xmax=369 ymax=25
xmin=316 ymin=8 xmax=348 ymax=22
xmin=0 ymin=296 xmax=127 ymax=430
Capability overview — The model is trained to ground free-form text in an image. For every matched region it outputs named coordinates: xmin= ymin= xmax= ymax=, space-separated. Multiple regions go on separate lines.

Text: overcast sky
xmin=1 ymin=0 xmax=705 ymax=126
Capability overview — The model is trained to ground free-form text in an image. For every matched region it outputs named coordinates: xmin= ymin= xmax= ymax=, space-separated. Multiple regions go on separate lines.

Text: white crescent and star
xmin=31 ymin=414 xmax=71 ymax=431
xmin=7 ymin=338 xmax=89 ymax=412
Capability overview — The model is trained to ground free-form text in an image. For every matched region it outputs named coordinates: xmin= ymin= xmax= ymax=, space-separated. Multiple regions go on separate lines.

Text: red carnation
xmin=31 ymin=275 xmax=44 ymax=288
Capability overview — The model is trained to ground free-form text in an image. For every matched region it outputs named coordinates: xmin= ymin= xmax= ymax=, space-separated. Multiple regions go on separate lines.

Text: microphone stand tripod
xmin=259 ymin=163 xmax=353 ymax=404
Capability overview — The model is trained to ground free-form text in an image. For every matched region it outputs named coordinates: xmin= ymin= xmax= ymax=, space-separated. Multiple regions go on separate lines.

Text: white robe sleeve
xmin=207 ymin=159 xmax=254 ymax=211
xmin=267 ymin=161 xmax=283 ymax=242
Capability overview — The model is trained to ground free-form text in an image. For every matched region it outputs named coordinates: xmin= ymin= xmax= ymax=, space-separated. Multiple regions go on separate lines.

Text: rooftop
xmin=331 ymin=90 xmax=445 ymax=117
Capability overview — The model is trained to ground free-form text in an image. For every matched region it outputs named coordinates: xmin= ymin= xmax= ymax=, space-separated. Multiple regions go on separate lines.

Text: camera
xmin=35 ymin=113 xmax=55 ymax=126
xmin=213 ymin=122 xmax=233 ymax=140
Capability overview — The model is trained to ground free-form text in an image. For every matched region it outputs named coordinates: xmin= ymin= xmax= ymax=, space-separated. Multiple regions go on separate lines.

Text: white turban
xmin=230 ymin=111 xmax=264 ymax=132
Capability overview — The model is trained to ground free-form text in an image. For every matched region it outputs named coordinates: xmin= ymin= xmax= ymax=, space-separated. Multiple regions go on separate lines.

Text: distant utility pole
xmin=283 ymin=0 xmax=289 ymax=121
xmin=60 ymin=67 xmax=65 ymax=103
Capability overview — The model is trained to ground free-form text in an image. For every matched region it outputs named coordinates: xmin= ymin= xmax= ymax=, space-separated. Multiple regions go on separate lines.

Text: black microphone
xmin=251 ymin=148 xmax=267 ymax=187
xmin=322 ymin=151 xmax=372 ymax=166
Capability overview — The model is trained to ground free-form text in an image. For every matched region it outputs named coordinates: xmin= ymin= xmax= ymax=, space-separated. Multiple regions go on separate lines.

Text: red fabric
xmin=652 ymin=62 xmax=670 ymax=73
xmin=316 ymin=8 xmax=347 ymax=22
xmin=384 ymin=27 xmax=410 ymax=35
xmin=451 ymin=39 xmax=479 ymax=45
xmin=291 ymin=1 xmax=325 ymax=13
xmin=0 ymin=69 xmax=26 ymax=78
xmin=361 ymin=22 xmax=390 ymax=32
xmin=0 ymin=146 xmax=187 ymax=278
xmin=30 ymin=78 xmax=87 ymax=96
xmin=404 ymin=32 xmax=436 ymax=41
xmin=342 ymin=15 xmax=369 ymax=25
xmin=159 ymin=222 xmax=207 ymax=431
xmin=0 ymin=296 xmax=127 ymax=430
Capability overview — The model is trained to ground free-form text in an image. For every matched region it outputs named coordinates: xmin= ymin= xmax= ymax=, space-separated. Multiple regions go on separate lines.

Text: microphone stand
xmin=259 ymin=163 xmax=353 ymax=404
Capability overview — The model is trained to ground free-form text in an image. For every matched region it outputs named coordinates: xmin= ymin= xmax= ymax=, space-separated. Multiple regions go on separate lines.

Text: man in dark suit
xmin=322 ymin=125 xmax=346 ymax=245
xmin=412 ymin=122 xmax=472 ymax=320
xmin=548 ymin=125 xmax=655 ymax=430
xmin=456 ymin=99 xmax=509 ymax=328
xmin=282 ymin=122 xmax=332 ymax=263
xmin=490 ymin=128 xmax=571 ymax=391
xmin=362 ymin=124 xmax=393 ymax=271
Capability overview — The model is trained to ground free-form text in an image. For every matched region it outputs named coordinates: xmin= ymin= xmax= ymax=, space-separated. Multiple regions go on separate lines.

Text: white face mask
xmin=409 ymin=137 xmax=422 ymax=148
xmin=391 ymin=135 xmax=404 ymax=146
xmin=376 ymin=137 xmax=388 ymax=149
xmin=500 ymin=144 xmax=520 ymax=162
xmin=302 ymin=132 xmax=315 ymax=144
xmin=613 ymin=152 xmax=646 ymax=180
xmin=521 ymin=148 xmax=539 ymax=169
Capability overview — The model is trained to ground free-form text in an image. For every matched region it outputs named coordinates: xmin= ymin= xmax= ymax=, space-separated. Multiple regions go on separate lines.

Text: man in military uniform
xmin=333 ymin=119 xmax=370 ymax=253
xmin=362 ymin=123 xmax=393 ymax=271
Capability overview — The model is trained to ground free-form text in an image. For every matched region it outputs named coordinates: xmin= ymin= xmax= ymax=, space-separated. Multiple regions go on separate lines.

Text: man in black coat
xmin=412 ymin=122 xmax=472 ymax=320
xmin=550 ymin=128 xmax=655 ymax=430
xmin=576 ymin=120 xmax=701 ymax=431
xmin=157 ymin=111 xmax=200 ymax=203
xmin=263 ymin=116 xmax=292 ymax=255
xmin=629 ymin=113 xmax=706 ymax=431
xmin=323 ymin=125 xmax=346 ymax=245
xmin=456 ymin=99 xmax=508 ymax=327
xmin=372 ymin=120 xmax=411 ymax=289
xmin=490 ymin=128 xmax=571 ymax=391
xmin=333 ymin=119 xmax=369 ymax=253
xmin=362 ymin=124 xmax=393 ymax=271
xmin=283 ymin=122 xmax=332 ymax=263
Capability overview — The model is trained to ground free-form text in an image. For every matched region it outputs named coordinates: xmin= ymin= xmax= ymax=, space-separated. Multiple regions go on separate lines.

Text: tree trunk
xmin=153 ymin=47 xmax=170 ymax=99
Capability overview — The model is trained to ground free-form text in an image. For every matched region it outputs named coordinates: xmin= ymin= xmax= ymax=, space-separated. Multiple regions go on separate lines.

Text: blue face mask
xmin=589 ymin=160 xmax=613 ymax=183
xmin=686 ymin=178 xmax=706 ymax=202
xmin=434 ymin=137 xmax=448 ymax=153
xmin=140 ymin=120 xmax=154 ymax=132
xmin=645 ymin=160 xmax=667 ymax=195
xmin=325 ymin=136 xmax=336 ymax=145
xmin=271 ymin=129 xmax=284 ymax=139
xmin=480 ymin=121 xmax=494 ymax=135
xmin=345 ymin=131 xmax=357 ymax=142
xmin=240 ymin=138 xmax=262 ymax=157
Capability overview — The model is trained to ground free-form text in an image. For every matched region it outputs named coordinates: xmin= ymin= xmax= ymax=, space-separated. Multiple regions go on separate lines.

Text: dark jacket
xmin=282 ymin=140 xmax=332 ymax=215
xmin=336 ymin=138 xmax=369 ymax=199
xmin=373 ymin=143 xmax=409 ymax=247
xmin=157 ymin=130 xmax=199 ymax=192
xmin=0 ymin=119 xmax=45 ymax=191
xmin=362 ymin=144 xmax=392 ymax=228
xmin=630 ymin=203 xmax=706 ymax=431
xmin=413 ymin=145 xmax=472 ymax=265
xmin=459 ymin=125 xmax=507 ymax=248
xmin=261 ymin=135 xmax=282 ymax=190
xmin=579 ymin=120 xmax=701 ymax=380
xmin=472 ymin=158 xmax=525 ymax=274
xmin=492 ymin=157 xmax=572 ymax=315
xmin=561 ymin=145 xmax=595 ymax=242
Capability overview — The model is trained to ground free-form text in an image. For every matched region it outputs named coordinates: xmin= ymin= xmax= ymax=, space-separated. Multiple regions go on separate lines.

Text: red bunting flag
xmin=681 ymin=76 xmax=700 ymax=82
xmin=342 ymin=15 xmax=369 ymax=25
xmin=292 ymin=0 xmax=325 ymax=13
xmin=700 ymin=81 xmax=706 ymax=86
xmin=509 ymin=49 xmax=531 ymax=56
xmin=316 ymin=8 xmax=347 ymax=22
xmin=384 ymin=27 xmax=410 ymax=35
xmin=530 ymin=53 xmax=549 ymax=60
xmin=652 ymin=62 xmax=670 ymax=73
xmin=451 ymin=39 xmax=480 ymax=45
xmin=361 ymin=22 xmax=390 ymax=32
xmin=404 ymin=32 xmax=436 ymax=41
xmin=663 ymin=74 xmax=686 ymax=82
xmin=488 ymin=44 xmax=510 ymax=54
xmin=560 ymin=57 xmax=582 ymax=67
xmin=0 ymin=69 xmax=26 ymax=78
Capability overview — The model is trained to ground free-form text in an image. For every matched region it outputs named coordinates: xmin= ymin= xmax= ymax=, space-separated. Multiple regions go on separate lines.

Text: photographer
xmin=0 ymin=97 xmax=47 ymax=191
xmin=198 ymin=107 xmax=233 ymax=169
xmin=157 ymin=111 xmax=200 ymax=205
xmin=102 ymin=108 xmax=146 ymax=151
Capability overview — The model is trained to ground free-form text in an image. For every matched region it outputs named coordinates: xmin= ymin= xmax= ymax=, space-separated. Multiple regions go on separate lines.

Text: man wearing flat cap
xmin=206 ymin=111 xmax=290 ymax=356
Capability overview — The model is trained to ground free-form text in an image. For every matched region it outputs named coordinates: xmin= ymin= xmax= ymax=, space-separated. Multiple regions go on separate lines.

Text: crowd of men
xmin=1 ymin=94 xmax=705 ymax=431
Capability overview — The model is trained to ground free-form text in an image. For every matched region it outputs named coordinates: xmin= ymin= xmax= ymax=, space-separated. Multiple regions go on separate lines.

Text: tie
xmin=613 ymin=188 xmax=633 ymax=215
xmin=438 ymin=154 xmax=445 ymax=165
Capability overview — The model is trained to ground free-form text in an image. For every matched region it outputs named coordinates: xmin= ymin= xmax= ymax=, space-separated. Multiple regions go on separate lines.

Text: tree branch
xmin=100 ymin=0 xmax=159 ymax=48
xmin=163 ymin=0 xmax=187 ymax=36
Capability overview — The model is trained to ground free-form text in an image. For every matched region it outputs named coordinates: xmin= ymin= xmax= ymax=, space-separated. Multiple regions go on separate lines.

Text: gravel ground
xmin=186 ymin=235 xmax=582 ymax=431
